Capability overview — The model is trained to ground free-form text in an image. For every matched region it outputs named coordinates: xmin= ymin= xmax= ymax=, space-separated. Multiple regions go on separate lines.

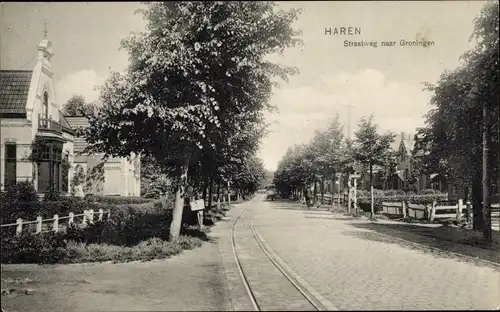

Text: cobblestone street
xmin=248 ymin=196 xmax=500 ymax=310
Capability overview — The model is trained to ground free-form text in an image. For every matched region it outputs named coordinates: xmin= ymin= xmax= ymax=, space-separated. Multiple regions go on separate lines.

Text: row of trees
xmin=274 ymin=2 xmax=499 ymax=242
xmin=415 ymin=1 xmax=499 ymax=241
xmin=273 ymin=114 xmax=396 ymax=202
xmin=70 ymin=2 xmax=302 ymax=240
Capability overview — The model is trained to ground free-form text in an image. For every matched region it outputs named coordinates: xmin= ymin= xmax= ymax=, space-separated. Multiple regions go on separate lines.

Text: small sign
xmin=190 ymin=199 xmax=205 ymax=211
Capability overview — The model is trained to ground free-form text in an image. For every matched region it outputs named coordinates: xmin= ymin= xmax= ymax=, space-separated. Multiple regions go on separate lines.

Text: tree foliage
xmin=61 ymin=95 xmax=96 ymax=117
xmin=351 ymin=115 xmax=396 ymax=188
xmin=83 ymin=2 xmax=302 ymax=239
xmin=273 ymin=115 xmax=346 ymax=197
xmin=421 ymin=1 xmax=498 ymax=234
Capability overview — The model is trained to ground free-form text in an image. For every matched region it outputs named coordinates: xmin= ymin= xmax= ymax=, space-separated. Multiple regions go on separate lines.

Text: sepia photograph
xmin=0 ymin=1 xmax=499 ymax=311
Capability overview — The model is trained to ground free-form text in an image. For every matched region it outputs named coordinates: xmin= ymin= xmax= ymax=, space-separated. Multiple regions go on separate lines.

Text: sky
xmin=0 ymin=1 xmax=488 ymax=171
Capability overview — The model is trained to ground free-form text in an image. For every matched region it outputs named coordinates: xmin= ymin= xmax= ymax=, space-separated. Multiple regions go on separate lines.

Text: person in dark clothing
xmin=305 ymin=188 xmax=312 ymax=208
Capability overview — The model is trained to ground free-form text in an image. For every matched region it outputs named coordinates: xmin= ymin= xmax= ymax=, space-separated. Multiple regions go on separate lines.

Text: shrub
xmin=92 ymin=196 xmax=154 ymax=205
xmin=384 ymin=189 xmax=396 ymax=197
xmin=43 ymin=185 xmax=61 ymax=202
xmin=38 ymin=197 xmax=101 ymax=219
xmin=1 ymin=231 xmax=67 ymax=264
xmin=422 ymin=188 xmax=438 ymax=195
xmin=3 ymin=180 xmax=38 ymax=202
xmin=1 ymin=192 xmax=224 ymax=264
xmin=1 ymin=182 xmax=39 ymax=224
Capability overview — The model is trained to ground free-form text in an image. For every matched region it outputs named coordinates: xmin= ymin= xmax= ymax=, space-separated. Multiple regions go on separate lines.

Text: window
xmin=43 ymin=92 xmax=49 ymax=120
xmin=4 ymin=143 xmax=17 ymax=188
xmin=37 ymin=141 xmax=63 ymax=193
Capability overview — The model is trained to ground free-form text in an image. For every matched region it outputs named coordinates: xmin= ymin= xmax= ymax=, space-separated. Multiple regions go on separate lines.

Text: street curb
xmin=251 ymin=221 xmax=339 ymax=311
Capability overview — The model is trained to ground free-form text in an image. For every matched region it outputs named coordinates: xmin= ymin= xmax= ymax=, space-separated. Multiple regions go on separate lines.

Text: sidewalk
xmin=1 ymin=222 xmax=235 ymax=311
xmin=338 ymin=215 xmax=500 ymax=265
xmin=281 ymin=199 xmax=500 ymax=265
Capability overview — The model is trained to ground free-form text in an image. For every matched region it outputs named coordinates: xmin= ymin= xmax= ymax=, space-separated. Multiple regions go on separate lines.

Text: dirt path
xmin=1 ymin=235 xmax=233 ymax=311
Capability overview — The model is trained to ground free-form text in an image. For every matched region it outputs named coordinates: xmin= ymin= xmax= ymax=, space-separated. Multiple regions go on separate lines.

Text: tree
xmin=61 ymin=95 xmax=96 ymax=117
xmin=308 ymin=114 xmax=346 ymax=201
xmin=422 ymin=2 xmax=498 ymax=241
xmin=84 ymin=2 xmax=302 ymax=240
xmin=352 ymin=115 xmax=396 ymax=189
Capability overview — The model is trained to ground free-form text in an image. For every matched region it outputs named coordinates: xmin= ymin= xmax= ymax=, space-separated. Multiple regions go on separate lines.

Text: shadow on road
xmin=345 ymin=222 xmax=500 ymax=266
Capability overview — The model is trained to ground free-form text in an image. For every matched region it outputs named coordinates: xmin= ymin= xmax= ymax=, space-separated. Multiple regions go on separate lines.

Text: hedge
xmin=88 ymin=195 xmax=155 ymax=205
xmin=0 ymin=198 xmax=219 ymax=264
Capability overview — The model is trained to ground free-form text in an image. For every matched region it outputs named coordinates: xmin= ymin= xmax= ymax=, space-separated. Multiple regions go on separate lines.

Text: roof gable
xmin=0 ymin=70 xmax=33 ymax=115
xmin=403 ymin=138 xmax=414 ymax=154
xmin=390 ymin=134 xmax=402 ymax=151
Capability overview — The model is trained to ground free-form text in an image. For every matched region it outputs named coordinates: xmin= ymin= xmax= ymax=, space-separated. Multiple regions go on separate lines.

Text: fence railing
xmin=318 ymin=194 xmax=498 ymax=231
xmin=0 ymin=209 xmax=111 ymax=236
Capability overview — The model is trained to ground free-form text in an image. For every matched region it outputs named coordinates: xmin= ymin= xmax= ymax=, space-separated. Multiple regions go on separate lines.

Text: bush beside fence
xmin=0 ymin=194 xmax=234 ymax=264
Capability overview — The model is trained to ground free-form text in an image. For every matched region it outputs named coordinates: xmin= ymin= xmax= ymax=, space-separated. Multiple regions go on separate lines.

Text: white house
xmin=0 ymin=38 xmax=140 ymax=196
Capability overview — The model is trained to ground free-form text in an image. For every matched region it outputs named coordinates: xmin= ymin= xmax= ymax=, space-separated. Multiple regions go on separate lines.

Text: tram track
xmin=230 ymin=204 xmax=326 ymax=311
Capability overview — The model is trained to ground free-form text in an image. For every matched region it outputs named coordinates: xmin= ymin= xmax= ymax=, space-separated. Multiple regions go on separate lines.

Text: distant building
xmin=0 ymin=38 xmax=140 ymax=196
xmin=390 ymin=132 xmax=447 ymax=192
xmin=65 ymin=116 xmax=140 ymax=197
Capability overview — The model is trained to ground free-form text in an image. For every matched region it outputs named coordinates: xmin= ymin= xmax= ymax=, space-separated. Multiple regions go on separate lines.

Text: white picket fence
xmin=381 ymin=200 xmax=499 ymax=231
xmin=0 ymin=209 xmax=111 ymax=236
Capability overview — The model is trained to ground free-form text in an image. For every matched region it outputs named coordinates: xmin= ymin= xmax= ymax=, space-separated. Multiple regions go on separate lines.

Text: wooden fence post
xmin=402 ymin=201 xmax=407 ymax=218
xmin=53 ymin=214 xmax=59 ymax=233
xmin=430 ymin=201 xmax=436 ymax=222
xmin=16 ymin=218 xmax=23 ymax=236
xmin=36 ymin=216 xmax=42 ymax=234
xmin=107 ymin=210 xmax=111 ymax=220
xmin=69 ymin=212 xmax=74 ymax=227
xmin=457 ymin=199 xmax=463 ymax=221
xmin=89 ymin=209 xmax=94 ymax=223
xmin=98 ymin=208 xmax=104 ymax=221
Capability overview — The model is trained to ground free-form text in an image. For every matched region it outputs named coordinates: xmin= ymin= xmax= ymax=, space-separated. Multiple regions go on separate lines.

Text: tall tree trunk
xmin=216 ymin=183 xmax=221 ymax=209
xmin=170 ymin=161 xmax=189 ymax=241
xmin=331 ymin=177 xmax=336 ymax=209
xmin=313 ymin=181 xmax=317 ymax=204
xmin=482 ymin=108 xmax=492 ymax=242
xmin=472 ymin=171 xmax=483 ymax=230
xmin=202 ymin=177 xmax=208 ymax=204
xmin=208 ymin=178 xmax=213 ymax=210
xmin=321 ymin=177 xmax=325 ymax=204
xmin=369 ymin=163 xmax=373 ymax=190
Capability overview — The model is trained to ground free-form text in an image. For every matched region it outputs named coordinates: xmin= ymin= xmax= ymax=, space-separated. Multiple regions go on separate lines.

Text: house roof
xmin=65 ymin=116 xmax=90 ymax=128
xmin=0 ymin=70 xmax=33 ymax=114
xmin=58 ymin=111 xmax=74 ymax=134
xmin=66 ymin=117 xmax=90 ymax=154
xmin=402 ymin=138 xmax=414 ymax=154
xmin=390 ymin=134 xmax=402 ymax=151
xmin=74 ymin=137 xmax=88 ymax=154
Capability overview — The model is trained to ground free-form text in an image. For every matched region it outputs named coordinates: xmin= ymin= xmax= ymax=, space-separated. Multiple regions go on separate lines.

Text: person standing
xmin=305 ymin=187 xmax=312 ymax=208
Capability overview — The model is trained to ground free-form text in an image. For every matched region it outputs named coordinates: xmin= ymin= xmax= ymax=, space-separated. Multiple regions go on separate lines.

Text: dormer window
xmin=43 ymin=92 xmax=49 ymax=120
